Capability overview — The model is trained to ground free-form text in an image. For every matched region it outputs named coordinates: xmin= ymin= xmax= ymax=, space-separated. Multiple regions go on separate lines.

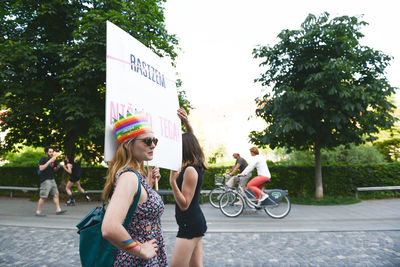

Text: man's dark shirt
xmin=39 ymin=157 xmax=59 ymax=184
xmin=236 ymin=157 xmax=248 ymax=173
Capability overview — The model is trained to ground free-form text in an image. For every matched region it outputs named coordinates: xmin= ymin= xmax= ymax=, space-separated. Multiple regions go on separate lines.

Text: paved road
xmin=0 ymin=197 xmax=399 ymax=266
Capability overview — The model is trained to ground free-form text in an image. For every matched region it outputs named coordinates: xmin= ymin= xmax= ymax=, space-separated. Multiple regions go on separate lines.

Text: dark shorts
xmin=176 ymin=214 xmax=207 ymax=239
xmin=69 ymin=176 xmax=80 ymax=183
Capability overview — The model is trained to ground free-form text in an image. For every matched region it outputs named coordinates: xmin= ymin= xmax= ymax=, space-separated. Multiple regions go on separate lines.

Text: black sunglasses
xmin=136 ymin=137 xmax=158 ymax=147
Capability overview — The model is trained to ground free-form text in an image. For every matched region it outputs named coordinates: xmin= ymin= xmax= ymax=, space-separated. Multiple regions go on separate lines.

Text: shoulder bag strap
xmin=122 ymin=168 xmax=142 ymax=228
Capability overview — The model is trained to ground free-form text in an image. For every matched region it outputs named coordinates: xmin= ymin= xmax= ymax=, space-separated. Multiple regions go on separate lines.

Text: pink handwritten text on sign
xmin=109 ymin=101 xmax=153 ymax=127
xmin=159 ymin=116 xmax=179 ymax=142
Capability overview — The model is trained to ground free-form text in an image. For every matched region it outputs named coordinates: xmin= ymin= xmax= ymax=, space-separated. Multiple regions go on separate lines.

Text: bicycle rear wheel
xmin=264 ymin=196 xmax=291 ymax=219
xmin=219 ymin=191 xmax=244 ymax=218
xmin=209 ymin=187 xmax=225 ymax=208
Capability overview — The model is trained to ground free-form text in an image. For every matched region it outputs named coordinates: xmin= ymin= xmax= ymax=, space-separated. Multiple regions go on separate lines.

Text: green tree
xmin=250 ymin=13 xmax=397 ymax=200
xmin=207 ymin=143 xmax=227 ymax=165
xmin=277 ymin=144 xmax=386 ymax=166
xmin=0 ymin=0 xmax=189 ymax=164
xmin=2 ymin=146 xmax=44 ymax=167
xmin=374 ymin=138 xmax=400 ymax=162
xmin=371 ymin=124 xmax=400 ymax=162
xmin=176 ymin=79 xmax=194 ymax=113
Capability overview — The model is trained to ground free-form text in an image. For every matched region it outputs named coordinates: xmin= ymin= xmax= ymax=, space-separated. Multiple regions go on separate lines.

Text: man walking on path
xmin=35 ymin=146 xmax=66 ymax=216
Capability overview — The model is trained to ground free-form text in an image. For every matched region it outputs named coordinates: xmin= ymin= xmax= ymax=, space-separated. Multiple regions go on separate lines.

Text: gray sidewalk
xmin=0 ymin=197 xmax=399 ymax=266
xmin=0 ymin=197 xmax=399 ymax=232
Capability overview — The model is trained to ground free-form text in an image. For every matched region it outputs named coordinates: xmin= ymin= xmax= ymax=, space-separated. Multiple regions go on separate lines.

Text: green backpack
xmin=76 ymin=169 xmax=141 ymax=267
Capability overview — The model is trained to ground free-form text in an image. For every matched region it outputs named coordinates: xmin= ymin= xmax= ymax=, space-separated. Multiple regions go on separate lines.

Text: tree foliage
xmin=0 ymin=0 xmax=188 ymax=164
xmin=176 ymin=78 xmax=194 ymax=117
xmin=374 ymin=138 xmax=400 ymax=162
xmin=2 ymin=146 xmax=44 ymax=167
xmin=277 ymin=144 xmax=386 ymax=166
xmin=251 ymin=13 xmax=397 ymax=199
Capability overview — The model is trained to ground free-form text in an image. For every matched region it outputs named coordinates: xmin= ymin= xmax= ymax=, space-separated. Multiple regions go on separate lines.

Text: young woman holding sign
xmin=169 ymin=108 xmax=207 ymax=267
xmin=101 ymin=111 xmax=166 ymax=266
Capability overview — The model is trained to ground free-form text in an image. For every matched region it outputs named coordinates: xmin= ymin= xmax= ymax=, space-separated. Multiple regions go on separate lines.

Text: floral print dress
xmin=113 ymin=169 xmax=167 ymax=267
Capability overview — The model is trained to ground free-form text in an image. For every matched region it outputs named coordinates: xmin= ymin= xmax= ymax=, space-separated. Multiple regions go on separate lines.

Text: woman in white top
xmin=238 ymin=147 xmax=271 ymax=203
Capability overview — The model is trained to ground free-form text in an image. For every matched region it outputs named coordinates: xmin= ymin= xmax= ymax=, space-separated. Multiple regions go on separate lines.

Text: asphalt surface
xmin=0 ymin=197 xmax=399 ymax=266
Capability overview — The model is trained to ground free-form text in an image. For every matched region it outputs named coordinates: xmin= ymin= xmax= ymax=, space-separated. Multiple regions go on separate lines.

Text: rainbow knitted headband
xmin=113 ymin=111 xmax=152 ymax=144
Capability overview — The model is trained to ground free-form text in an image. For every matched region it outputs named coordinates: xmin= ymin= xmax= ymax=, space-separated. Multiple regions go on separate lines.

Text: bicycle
xmin=209 ymin=174 xmax=231 ymax=208
xmin=219 ymin=182 xmax=291 ymax=219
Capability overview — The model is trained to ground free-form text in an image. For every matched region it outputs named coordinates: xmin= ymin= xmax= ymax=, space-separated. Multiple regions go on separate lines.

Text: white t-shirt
xmin=240 ymin=154 xmax=271 ymax=178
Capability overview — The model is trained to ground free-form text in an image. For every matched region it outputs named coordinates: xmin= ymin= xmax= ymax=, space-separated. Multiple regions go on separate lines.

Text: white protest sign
xmin=105 ymin=21 xmax=182 ymax=171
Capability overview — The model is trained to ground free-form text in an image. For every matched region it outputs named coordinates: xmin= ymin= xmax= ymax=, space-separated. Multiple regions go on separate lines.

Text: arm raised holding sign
xmin=177 ymin=108 xmax=193 ymax=134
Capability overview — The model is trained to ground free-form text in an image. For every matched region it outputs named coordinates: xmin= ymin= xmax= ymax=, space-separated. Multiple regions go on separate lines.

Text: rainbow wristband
xmin=122 ymin=238 xmax=139 ymax=250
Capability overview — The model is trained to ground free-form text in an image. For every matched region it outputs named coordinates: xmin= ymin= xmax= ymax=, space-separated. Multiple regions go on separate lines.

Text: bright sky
xmin=164 ymin=0 xmax=400 ymax=160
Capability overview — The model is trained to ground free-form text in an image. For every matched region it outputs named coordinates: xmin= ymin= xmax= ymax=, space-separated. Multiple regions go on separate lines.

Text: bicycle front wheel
xmin=219 ymin=191 xmax=244 ymax=218
xmin=209 ymin=187 xmax=225 ymax=208
xmin=264 ymin=196 xmax=291 ymax=219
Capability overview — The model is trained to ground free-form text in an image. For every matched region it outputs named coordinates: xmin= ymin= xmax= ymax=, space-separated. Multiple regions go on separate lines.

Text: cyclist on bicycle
xmin=238 ymin=147 xmax=271 ymax=204
xmin=225 ymin=153 xmax=251 ymax=189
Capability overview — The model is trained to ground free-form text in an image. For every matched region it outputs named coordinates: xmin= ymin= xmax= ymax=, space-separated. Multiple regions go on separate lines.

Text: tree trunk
xmin=64 ymin=131 xmax=77 ymax=157
xmin=59 ymin=131 xmax=77 ymax=192
xmin=314 ymin=137 xmax=323 ymax=200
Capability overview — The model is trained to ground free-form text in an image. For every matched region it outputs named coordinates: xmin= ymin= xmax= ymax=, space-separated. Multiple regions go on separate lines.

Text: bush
xmin=278 ymin=144 xmax=387 ymax=166
xmin=267 ymin=163 xmax=400 ymax=197
xmin=322 ymin=144 xmax=386 ymax=165
xmin=2 ymin=146 xmax=44 ymax=167
xmin=1 ymin=163 xmax=399 ymax=199
xmin=374 ymin=138 xmax=400 ymax=162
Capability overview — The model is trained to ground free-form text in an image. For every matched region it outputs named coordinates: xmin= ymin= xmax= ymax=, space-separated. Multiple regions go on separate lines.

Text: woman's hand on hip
xmin=139 ymin=239 xmax=158 ymax=260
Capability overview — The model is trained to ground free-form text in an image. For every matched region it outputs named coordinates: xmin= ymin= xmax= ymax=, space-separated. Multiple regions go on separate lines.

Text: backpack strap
xmin=122 ymin=168 xmax=142 ymax=228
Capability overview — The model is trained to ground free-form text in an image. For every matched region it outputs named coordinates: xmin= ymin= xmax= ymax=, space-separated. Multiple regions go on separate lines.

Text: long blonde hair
xmin=102 ymin=140 xmax=146 ymax=200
